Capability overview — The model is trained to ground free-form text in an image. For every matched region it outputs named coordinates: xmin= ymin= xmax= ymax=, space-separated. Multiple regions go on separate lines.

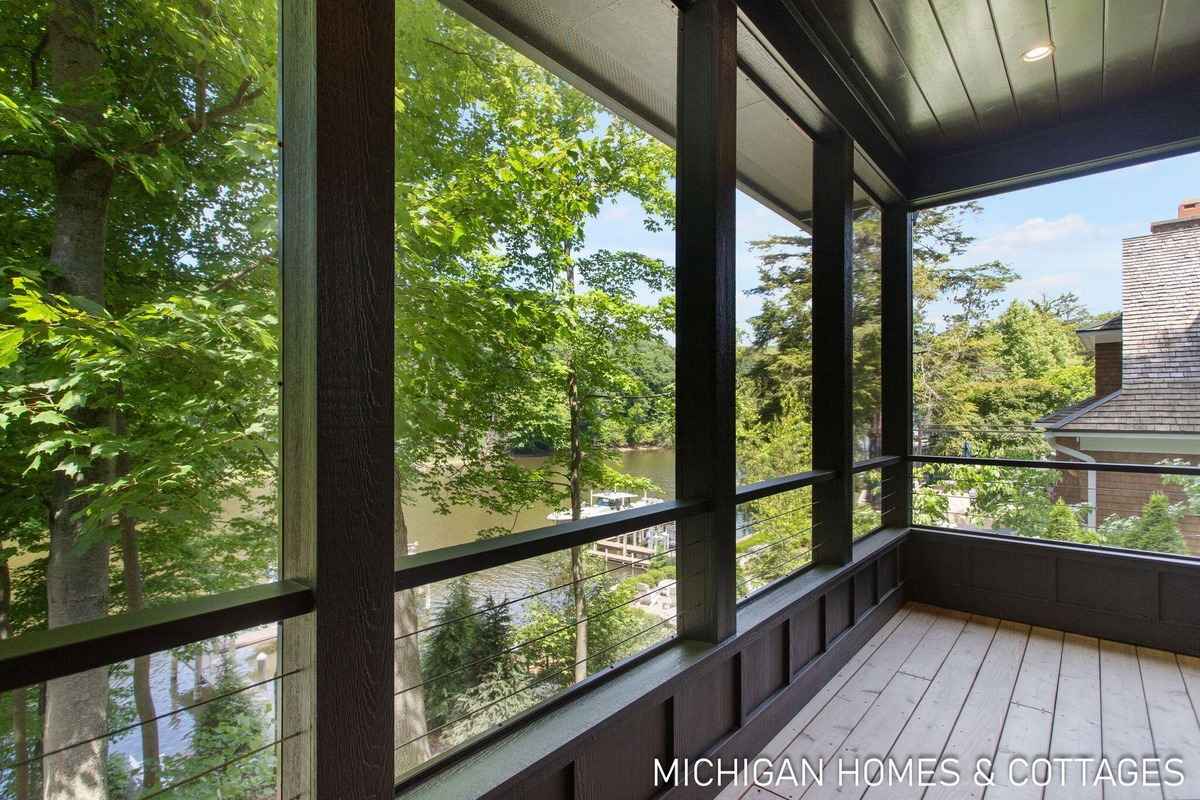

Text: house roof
xmin=1076 ymin=314 xmax=1122 ymax=334
xmin=1040 ymin=386 xmax=1200 ymax=435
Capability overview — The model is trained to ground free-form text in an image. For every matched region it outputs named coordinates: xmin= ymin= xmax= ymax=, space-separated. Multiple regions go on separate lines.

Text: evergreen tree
xmin=421 ymin=579 xmax=483 ymax=729
xmin=1116 ymin=494 xmax=1186 ymax=555
xmin=1042 ymin=499 xmax=1099 ymax=545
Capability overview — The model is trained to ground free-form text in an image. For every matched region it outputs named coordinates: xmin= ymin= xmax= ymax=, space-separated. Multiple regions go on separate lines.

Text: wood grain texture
xmin=1137 ymin=647 xmax=1200 ymax=800
xmin=811 ymin=129 xmax=855 ymax=569
xmin=676 ymin=0 xmax=738 ymax=643
xmin=1043 ymin=634 xmax=1101 ymax=800
xmin=880 ymin=204 xmax=912 ymax=530
xmin=868 ymin=615 xmax=998 ymax=800
xmin=281 ymin=0 xmax=396 ymax=795
xmin=1098 ymin=640 xmax=1159 ymax=800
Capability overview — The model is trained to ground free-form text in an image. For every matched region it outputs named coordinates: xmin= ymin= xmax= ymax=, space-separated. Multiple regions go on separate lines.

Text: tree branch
xmin=208 ymin=256 xmax=276 ymax=292
xmin=128 ymin=78 xmax=264 ymax=155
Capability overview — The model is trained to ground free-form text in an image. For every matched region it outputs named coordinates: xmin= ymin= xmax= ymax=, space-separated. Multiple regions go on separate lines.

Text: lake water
xmin=401 ymin=447 xmax=678 ymax=552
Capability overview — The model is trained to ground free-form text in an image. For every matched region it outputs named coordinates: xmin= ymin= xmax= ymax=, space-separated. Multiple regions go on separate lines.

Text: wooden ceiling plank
xmin=1103 ymin=0 xmax=1164 ymax=102
xmin=927 ymin=0 xmax=1019 ymax=139
xmin=808 ymin=0 xmax=944 ymax=145
xmin=1152 ymin=0 xmax=1200 ymax=88
xmin=989 ymin=0 xmax=1059 ymax=128
xmin=1047 ymin=0 xmax=1103 ymax=117
xmin=868 ymin=0 xmax=978 ymax=144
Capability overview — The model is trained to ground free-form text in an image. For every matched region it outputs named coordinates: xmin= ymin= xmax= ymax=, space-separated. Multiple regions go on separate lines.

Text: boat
xmin=547 ymin=491 xmax=675 ymax=566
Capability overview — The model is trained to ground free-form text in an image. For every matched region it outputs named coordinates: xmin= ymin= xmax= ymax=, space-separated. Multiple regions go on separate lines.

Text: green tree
xmin=1 ymin=1 xmax=278 ymax=795
xmin=1112 ymin=493 xmax=1186 ymax=555
xmin=420 ymin=579 xmax=481 ymax=731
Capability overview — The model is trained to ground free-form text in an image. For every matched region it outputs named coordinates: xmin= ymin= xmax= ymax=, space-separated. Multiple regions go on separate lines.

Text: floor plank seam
xmin=870 ymin=613 xmax=974 ymax=800
xmin=1176 ymin=654 xmax=1200 ymax=749
xmin=790 ymin=607 xmax=940 ymax=800
xmin=920 ymin=617 xmax=1003 ymax=800
xmin=980 ymin=624 xmax=1032 ymax=800
xmin=1036 ymin=627 xmax=1065 ymax=800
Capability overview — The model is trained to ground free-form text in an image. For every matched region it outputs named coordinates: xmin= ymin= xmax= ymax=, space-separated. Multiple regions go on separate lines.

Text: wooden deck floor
xmin=718 ymin=603 xmax=1200 ymax=800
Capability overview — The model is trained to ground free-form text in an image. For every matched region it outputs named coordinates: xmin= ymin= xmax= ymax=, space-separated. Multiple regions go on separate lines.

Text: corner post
xmin=675 ymin=0 xmax=738 ymax=642
xmin=280 ymin=0 xmax=396 ymax=795
xmin=881 ymin=203 xmax=913 ymax=528
xmin=811 ymin=131 xmax=855 ymax=566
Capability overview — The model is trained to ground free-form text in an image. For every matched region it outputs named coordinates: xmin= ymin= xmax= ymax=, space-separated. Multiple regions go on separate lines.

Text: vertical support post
xmin=280 ymin=0 xmax=395 ymax=796
xmin=675 ymin=0 xmax=737 ymax=643
xmin=881 ymin=203 xmax=913 ymax=528
xmin=811 ymin=131 xmax=855 ymax=567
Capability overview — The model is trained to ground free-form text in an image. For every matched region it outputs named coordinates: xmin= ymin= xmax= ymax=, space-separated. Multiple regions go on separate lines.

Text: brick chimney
xmin=1150 ymin=198 xmax=1200 ymax=233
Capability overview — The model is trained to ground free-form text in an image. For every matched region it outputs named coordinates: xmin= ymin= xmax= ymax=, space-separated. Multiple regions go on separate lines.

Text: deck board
xmin=717 ymin=604 xmax=1200 ymax=800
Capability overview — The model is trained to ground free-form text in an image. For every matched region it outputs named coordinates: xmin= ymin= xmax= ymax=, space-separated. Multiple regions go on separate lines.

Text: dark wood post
xmin=811 ymin=130 xmax=855 ymax=566
xmin=881 ymin=203 xmax=914 ymax=528
xmin=675 ymin=0 xmax=738 ymax=643
xmin=280 ymin=0 xmax=396 ymax=796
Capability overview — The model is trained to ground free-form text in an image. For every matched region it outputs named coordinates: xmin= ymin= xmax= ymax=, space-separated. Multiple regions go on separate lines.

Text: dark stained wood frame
xmin=279 ymin=0 xmax=397 ymax=795
xmin=880 ymin=204 xmax=913 ymax=528
xmin=675 ymin=0 xmax=739 ymax=644
xmin=810 ymin=129 xmax=856 ymax=568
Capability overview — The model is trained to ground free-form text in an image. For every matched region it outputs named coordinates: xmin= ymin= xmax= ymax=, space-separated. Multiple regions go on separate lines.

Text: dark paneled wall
xmin=907 ymin=527 xmax=1200 ymax=656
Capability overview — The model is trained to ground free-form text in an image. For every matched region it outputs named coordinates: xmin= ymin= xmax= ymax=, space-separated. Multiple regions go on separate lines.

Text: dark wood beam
xmin=280 ymin=0 xmax=396 ymax=795
xmin=675 ymin=0 xmax=738 ymax=643
xmin=909 ymin=85 xmax=1200 ymax=208
xmin=881 ymin=204 xmax=913 ymax=528
xmin=737 ymin=0 xmax=911 ymax=200
xmin=0 ymin=582 xmax=313 ymax=694
xmin=395 ymin=500 xmax=710 ymax=591
xmin=811 ymin=129 xmax=855 ymax=567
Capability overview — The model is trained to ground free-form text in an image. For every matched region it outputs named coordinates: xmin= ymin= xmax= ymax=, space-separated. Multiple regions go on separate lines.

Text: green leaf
xmin=31 ymin=410 xmax=70 ymax=427
xmin=0 ymin=328 xmax=23 ymax=368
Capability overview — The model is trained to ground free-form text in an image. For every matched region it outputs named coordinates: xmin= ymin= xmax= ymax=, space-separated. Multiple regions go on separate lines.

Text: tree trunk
xmin=1 ymin=560 xmax=31 ymax=800
xmin=565 ymin=261 xmax=588 ymax=684
xmin=119 ymin=513 xmax=160 ymax=790
xmin=393 ymin=468 xmax=431 ymax=778
xmin=42 ymin=3 xmax=115 ymax=798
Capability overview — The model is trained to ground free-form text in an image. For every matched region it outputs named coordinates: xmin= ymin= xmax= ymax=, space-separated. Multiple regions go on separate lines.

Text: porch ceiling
xmin=452 ymin=0 xmax=1200 ymax=209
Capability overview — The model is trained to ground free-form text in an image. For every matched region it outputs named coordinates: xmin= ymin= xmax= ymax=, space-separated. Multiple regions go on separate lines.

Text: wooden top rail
xmin=0 ymin=580 xmax=315 ymax=694
xmin=851 ymin=455 xmax=902 ymax=474
xmin=909 ymin=454 xmax=1200 ymax=476
xmin=733 ymin=469 xmax=837 ymax=505
xmin=394 ymin=499 xmax=711 ymax=591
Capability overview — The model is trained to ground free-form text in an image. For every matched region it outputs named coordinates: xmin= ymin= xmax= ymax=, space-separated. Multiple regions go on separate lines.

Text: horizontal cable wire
xmin=0 ymin=666 xmax=302 ymax=775
xmin=395 ymin=611 xmax=684 ymax=753
xmin=735 ymin=501 xmax=816 ymax=531
xmin=735 ymin=525 xmax=818 ymax=562
xmin=139 ymin=729 xmax=302 ymax=799
xmin=395 ymin=541 xmax=682 ymax=643
xmin=395 ymin=579 xmax=678 ymax=697
xmin=737 ymin=549 xmax=814 ymax=595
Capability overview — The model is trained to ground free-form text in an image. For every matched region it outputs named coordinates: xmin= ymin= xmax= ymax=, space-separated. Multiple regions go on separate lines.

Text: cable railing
xmin=389 ymin=510 xmax=696 ymax=778
xmin=911 ymin=460 xmax=1200 ymax=558
xmin=0 ymin=625 xmax=298 ymax=799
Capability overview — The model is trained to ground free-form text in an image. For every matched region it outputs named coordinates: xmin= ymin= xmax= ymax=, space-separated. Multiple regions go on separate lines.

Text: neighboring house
xmin=1037 ymin=200 xmax=1200 ymax=554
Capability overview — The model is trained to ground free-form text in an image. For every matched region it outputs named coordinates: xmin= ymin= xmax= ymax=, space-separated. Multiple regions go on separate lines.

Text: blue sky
xmin=580 ymin=150 xmax=1200 ymax=336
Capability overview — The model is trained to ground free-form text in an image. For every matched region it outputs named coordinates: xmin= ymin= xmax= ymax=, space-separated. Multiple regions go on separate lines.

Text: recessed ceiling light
xmin=1021 ymin=44 xmax=1054 ymax=62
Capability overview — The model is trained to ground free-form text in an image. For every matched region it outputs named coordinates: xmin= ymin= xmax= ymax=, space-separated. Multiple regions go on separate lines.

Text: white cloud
xmin=974 ymin=213 xmax=1095 ymax=253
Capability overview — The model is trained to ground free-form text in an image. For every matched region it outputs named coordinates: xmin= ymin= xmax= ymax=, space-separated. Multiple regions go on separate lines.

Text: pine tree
xmin=421 ymin=579 xmax=482 ymax=729
xmin=1119 ymin=493 xmax=1186 ymax=555
xmin=1043 ymin=498 xmax=1096 ymax=544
